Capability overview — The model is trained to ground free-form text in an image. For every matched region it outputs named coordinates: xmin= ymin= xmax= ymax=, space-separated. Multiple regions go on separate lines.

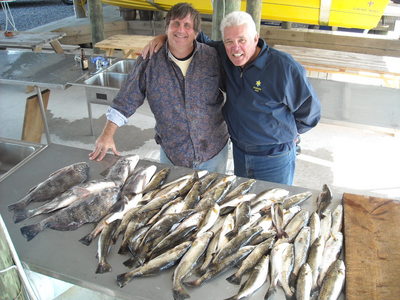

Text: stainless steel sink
xmin=0 ymin=138 xmax=46 ymax=182
xmin=83 ymin=72 xmax=128 ymax=89
xmin=106 ymin=59 xmax=136 ymax=73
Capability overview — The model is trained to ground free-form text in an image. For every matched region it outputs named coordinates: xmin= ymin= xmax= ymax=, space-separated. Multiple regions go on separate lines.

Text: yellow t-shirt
xmin=168 ymin=50 xmax=193 ymax=77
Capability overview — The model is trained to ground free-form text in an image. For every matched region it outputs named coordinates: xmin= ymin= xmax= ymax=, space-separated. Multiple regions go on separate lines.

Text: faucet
xmin=90 ymin=56 xmax=110 ymax=74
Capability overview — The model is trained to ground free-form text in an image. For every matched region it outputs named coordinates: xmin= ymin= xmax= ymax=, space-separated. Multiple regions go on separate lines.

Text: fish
xmin=307 ymin=235 xmax=326 ymax=291
xmin=181 ymin=181 xmax=202 ymax=210
xmin=296 ymin=263 xmax=313 ymax=300
xmin=198 ymin=228 xmax=221 ymax=275
xmin=197 ymin=180 xmax=233 ymax=210
xmin=316 ymin=184 xmax=332 ymax=217
xmin=202 ymin=174 xmax=237 ymax=198
xmin=122 ymin=225 xmax=152 ymax=268
xmin=105 ymin=193 xmax=143 ymax=224
xmin=309 ymin=212 xmax=321 ymax=246
xmin=330 ymin=204 xmax=343 ymax=234
xmin=95 ymin=219 xmax=120 ymax=274
xmin=198 ymin=172 xmax=219 ymax=194
xmin=252 ymin=188 xmax=289 ymax=204
xmin=212 ymin=226 xmax=263 ymax=264
xmin=137 ymin=190 xmax=180 ymax=214
xmin=118 ymin=208 xmax=158 ymax=254
xmin=320 ymin=211 xmax=332 ymax=242
xmin=172 ymin=232 xmax=214 ymax=300
xmin=141 ymin=167 xmax=170 ymax=194
xmin=317 ymin=232 xmax=343 ymax=286
xmin=196 ymin=203 xmax=220 ymax=237
xmin=219 ymin=194 xmax=257 ymax=216
xmin=282 ymin=191 xmax=313 ymax=209
xmin=249 ymin=229 xmax=276 ymax=245
xmin=13 ymin=179 xmax=116 ymax=223
xmin=20 ymin=186 xmax=121 ymax=241
xmin=8 ymin=162 xmax=89 ymax=211
xmin=79 ymin=212 xmax=114 ymax=246
xmin=116 ymin=241 xmax=192 ymax=288
xmin=154 ymin=172 xmax=198 ymax=198
xmin=226 ymin=201 xmax=251 ymax=239
xmin=226 ymin=237 xmax=274 ymax=285
xmin=271 ymin=202 xmax=288 ymax=239
xmin=225 ymin=255 xmax=270 ymax=300
xmin=185 ymin=245 xmax=255 ymax=287
xmin=147 ymin=197 xmax=185 ymax=224
xmin=120 ymin=165 xmax=157 ymax=196
xmin=276 ymin=209 xmax=309 ymax=245
xmin=105 ymin=155 xmax=139 ymax=186
xmin=318 ymin=259 xmax=345 ymax=300
xmin=219 ymin=179 xmax=256 ymax=205
xmin=292 ymin=226 xmax=311 ymax=281
xmin=111 ymin=206 xmax=142 ymax=244
xmin=265 ymin=241 xmax=295 ymax=299
xmin=280 ymin=242 xmax=295 ymax=298
xmin=216 ymin=214 xmax=235 ymax=253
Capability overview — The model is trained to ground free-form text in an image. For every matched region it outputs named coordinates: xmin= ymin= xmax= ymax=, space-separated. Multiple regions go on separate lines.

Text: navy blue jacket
xmin=198 ymin=32 xmax=321 ymax=152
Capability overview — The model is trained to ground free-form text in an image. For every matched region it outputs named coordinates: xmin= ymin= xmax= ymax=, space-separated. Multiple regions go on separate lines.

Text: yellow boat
xmin=102 ymin=0 xmax=390 ymax=29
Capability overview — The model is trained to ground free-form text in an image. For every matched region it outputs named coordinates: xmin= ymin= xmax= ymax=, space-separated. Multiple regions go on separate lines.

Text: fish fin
xmin=225 ymin=230 xmax=237 ymax=240
xmin=13 ymin=209 xmax=30 ymax=223
xmin=288 ymin=272 xmax=297 ymax=290
xmin=122 ymin=257 xmax=141 ymax=269
xmin=172 ymin=287 xmax=190 ymax=300
xmin=116 ymin=273 xmax=130 ymax=288
xmin=226 ymin=273 xmax=241 ymax=285
xmin=95 ymin=261 xmax=112 ymax=274
xmin=78 ymin=234 xmax=93 ymax=246
xmin=20 ymin=223 xmax=43 ymax=241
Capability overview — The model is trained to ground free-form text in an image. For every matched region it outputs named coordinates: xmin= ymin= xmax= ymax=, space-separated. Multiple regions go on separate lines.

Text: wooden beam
xmin=246 ymin=0 xmax=262 ymax=34
xmin=88 ymin=0 xmax=104 ymax=51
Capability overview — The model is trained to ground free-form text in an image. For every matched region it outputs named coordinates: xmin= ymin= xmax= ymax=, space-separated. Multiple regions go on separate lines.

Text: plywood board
xmin=343 ymin=193 xmax=400 ymax=300
xmin=21 ymin=89 xmax=50 ymax=143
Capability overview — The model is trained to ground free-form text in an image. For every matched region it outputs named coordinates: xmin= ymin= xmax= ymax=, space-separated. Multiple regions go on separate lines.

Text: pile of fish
xmin=9 ymin=155 xmax=345 ymax=300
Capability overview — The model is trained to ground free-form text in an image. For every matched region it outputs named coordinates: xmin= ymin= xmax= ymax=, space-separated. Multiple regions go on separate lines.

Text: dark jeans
xmin=232 ymin=142 xmax=296 ymax=185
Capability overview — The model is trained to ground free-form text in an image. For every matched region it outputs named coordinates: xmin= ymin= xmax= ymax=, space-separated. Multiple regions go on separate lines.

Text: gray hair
xmin=220 ymin=11 xmax=257 ymax=40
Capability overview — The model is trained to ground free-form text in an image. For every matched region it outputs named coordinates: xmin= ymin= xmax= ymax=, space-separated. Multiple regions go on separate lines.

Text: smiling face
xmin=166 ymin=14 xmax=197 ymax=57
xmin=223 ymin=23 xmax=259 ymax=68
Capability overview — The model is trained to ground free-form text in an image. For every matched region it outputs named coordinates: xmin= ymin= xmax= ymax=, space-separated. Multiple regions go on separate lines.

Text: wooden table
xmin=275 ymin=45 xmax=400 ymax=88
xmin=0 ymin=31 xmax=66 ymax=53
xmin=95 ymin=34 xmax=154 ymax=58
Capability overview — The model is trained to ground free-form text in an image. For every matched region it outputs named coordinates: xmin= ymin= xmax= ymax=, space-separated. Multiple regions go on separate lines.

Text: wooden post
xmin=225 ymin=0 xmax=241 ymax=14
xmin=88 ymin=0 xmax=104 ymax=53
xmin=73 ymin=0 xmax=86 ymax=18
xmin=212 ymin=0 xmax=224 ymax=40
xmin=246 ymin=0 xmax=262 ymax=34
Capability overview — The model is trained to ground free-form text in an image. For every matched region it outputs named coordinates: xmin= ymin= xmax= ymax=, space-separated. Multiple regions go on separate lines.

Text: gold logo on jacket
xmin=253 ymin=80 xmax=262 ymax=92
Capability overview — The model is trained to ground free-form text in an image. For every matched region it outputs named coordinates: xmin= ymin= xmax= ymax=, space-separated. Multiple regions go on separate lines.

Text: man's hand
xmin=141 ymin=34 xmax=167 ymax=59
xmin=89 ymin=121 xmax=120 ymax=161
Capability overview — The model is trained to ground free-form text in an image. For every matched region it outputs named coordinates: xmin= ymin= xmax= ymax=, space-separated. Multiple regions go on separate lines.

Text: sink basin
xmin=107 ymin=59 xmax=136 ymax=73
xmin=84 ymin=72 xmax=128 ymax=89
xmin=0 ymin=138 xmax=46 ymax=181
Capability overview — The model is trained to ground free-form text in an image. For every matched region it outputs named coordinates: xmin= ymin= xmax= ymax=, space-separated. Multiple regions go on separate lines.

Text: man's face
xmin=223 ymin=24 xmax=259 ymax=67
xmin=166 ymin=14 xmax=197 ymax=51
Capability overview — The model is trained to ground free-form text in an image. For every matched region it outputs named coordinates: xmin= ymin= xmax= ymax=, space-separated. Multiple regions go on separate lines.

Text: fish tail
xmin=172 ymin=287 xmax=190 ymax=300
xmin=118 ymin=242 xmax=129 ymax=254
xmin=78 ymin=233 xmax=94 ymax=246
xmin=95 ymin=261 xmax=112 ymax=274
xmin=20 ymin=223 xmax=43 ymax=241
xmin=226 ymin=273 xmax=241 ymax=285
xmin=13 ymin=209 xmax=30 ymax=223
xmin=8 ymin=198 xmax=28 ymax=211
xmin=264 ymin=286 xmax=278 ymax=300
xmin=184 ymin=279 xmax=201 ymax=287
xmin=116 ymin=272 xmax=133 ymax=288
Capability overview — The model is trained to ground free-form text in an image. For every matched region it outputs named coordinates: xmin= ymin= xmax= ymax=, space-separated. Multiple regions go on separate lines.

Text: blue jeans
xmin=232 ymin=143 xmax=296 ymax=185
xmin=159 ymin=142 xmax=229 ymax=174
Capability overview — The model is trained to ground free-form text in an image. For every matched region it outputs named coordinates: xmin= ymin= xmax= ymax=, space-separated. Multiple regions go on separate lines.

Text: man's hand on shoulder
xmin=141 ymin=34 xmax=167 ymax=59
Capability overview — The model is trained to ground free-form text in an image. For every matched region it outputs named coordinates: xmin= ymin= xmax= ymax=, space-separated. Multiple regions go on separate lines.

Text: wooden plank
xmin=343 ymin=193 xmax=400 ymax=300
xmin=21 ymin=89 xmax=50 ymax=143
xmin=95 ymin=34 xmax=154 ymax=57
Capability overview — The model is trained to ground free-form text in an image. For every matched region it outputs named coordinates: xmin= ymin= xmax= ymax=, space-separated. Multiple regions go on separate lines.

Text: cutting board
xmin=343 ymin=193 xmax=400 ymax=300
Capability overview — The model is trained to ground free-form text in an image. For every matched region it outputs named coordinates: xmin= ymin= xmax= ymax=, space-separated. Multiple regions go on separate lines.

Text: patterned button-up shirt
xmin=108 ymin=41 xmax=229 ymax=168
